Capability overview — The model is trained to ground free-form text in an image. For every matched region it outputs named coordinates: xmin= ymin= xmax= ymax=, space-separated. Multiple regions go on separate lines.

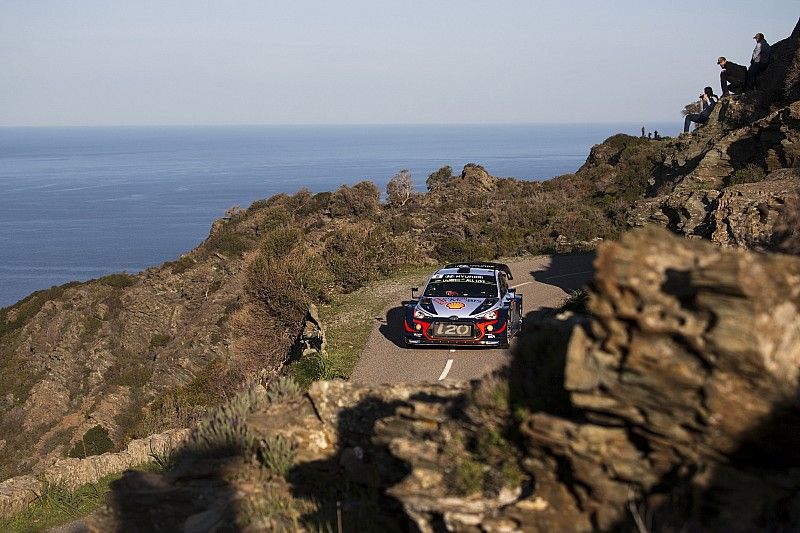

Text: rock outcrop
xmin=625 ymin=19 xmax=800 ymax=248
xmin=516 ymin=226 xmax=800 ymax=531
xmin=82 ymin=227 xmax=800 ymax=532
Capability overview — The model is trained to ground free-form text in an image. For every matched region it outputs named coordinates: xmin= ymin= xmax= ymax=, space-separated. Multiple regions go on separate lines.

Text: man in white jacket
xmin=747 ymin=33 xmax=772 ymax=90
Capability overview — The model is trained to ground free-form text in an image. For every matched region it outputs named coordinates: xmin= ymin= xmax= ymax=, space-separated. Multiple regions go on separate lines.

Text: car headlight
xmin=414 ymin=308 xmax=427 ymax=319
xmin=481 ymin=310 xmax=498 ymax=320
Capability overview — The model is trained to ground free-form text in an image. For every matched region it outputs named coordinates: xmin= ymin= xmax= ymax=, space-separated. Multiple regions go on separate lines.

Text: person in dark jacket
xmin=746 ymin=33 xmax=771 ymax=89
xmin=718 ymin=56 xmax=747 ymax=96
xmin=684 ymin=87 xmax=719 ymax=133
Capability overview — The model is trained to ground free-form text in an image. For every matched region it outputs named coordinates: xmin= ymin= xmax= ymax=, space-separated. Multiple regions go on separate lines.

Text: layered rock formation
xmin=626 ymin=19 xmax=800 ymax=249
xmin=83 ymin=227 xmax=800 ymax=532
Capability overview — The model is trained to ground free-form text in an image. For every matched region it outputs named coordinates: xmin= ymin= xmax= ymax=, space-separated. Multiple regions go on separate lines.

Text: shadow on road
xmin=528 ymin=252 xmax=596 ymax=293
xmin=379 ymin=306 xmax=407 ymax=348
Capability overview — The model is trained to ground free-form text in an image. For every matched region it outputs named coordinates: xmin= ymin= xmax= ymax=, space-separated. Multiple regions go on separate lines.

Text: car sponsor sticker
xmin=446 ymin=301 xmax=465 ymax=310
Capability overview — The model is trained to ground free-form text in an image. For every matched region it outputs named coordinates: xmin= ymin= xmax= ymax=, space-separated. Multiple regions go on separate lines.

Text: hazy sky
xmin=0 ymin=1 xmax=796 ymax=126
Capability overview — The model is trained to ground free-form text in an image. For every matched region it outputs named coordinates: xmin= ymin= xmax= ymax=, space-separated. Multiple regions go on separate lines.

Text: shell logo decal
xmin=446 ymin=302 xmax=465 ymax=310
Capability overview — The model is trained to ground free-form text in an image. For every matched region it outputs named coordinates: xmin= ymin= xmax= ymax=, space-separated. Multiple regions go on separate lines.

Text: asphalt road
xmin=350 ymin=253 xmax=595 ymax=385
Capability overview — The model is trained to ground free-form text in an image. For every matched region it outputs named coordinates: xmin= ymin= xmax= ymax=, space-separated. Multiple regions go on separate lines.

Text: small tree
xmin=426 ymin=165 xmax=453 ymax=192
xmin=386 ymin=169 xmax=414 ymax=207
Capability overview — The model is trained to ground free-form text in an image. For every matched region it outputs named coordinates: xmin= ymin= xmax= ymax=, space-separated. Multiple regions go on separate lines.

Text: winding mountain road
xmin=351 ymin=253 xmax=595 ymax=385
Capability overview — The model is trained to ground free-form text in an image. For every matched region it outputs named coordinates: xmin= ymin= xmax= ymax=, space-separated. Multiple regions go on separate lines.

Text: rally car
xmin=403 ymin=262 xmax=523 ymax=347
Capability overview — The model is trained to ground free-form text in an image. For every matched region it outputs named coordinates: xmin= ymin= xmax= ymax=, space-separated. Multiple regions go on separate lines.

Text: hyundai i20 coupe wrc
xmin=403 ymin=263 xmax=523 ymax=347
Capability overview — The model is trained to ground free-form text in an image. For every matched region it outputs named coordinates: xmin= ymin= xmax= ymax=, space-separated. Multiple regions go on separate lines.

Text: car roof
xmin=438 ymin=262 xmax=513 ymax=280
xmin=433 ymin=265 xmax=499 ymax=279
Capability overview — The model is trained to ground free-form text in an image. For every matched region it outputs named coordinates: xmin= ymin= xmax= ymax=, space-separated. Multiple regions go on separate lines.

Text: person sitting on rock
xmin=718 ymin=56 xmax=747 ymax=96
xmin=684 ymin=86 xmax=718 ymax=133
xmin=746 ymin=33 xmax=771 ymax=90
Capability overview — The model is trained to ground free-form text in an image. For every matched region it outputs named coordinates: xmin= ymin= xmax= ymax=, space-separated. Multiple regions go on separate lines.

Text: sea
xmin=0 ymin=123 xmax=674 ymax=308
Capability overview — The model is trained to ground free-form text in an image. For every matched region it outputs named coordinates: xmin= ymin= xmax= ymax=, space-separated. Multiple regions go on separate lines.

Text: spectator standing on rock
xmin=684 ymin=86 xmax=718 ymax=133
xmin=719 ymin=56 xmax=747 ymax=96
xmin=746 ymin=33 xmax=771 ymax=89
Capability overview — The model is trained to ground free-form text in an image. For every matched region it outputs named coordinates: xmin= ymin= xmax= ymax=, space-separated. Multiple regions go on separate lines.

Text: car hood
xmin=421 ymin=297 xmax=494 ymax=318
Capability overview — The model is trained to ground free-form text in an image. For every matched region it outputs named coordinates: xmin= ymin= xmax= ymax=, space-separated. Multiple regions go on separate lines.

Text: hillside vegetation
xmin=2 ymin=22 xmax=799 ymax=510
xmin=0 ymin=133 xmax=663 ymax=481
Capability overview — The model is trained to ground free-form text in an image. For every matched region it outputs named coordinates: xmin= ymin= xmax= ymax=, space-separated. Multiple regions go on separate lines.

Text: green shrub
xmin=289 ymin=351 xmax=346 ymax=388
xmin=452 ymin=456 xmax=484 ymax=495
xmin=205 ymin=225 xmax=256 ymax=257
xmin=0 ymin=474 xmax=123 ymax=533
xmin=328 ymin=181 xmax=380 ymax=218
xmin=257 ymin=435 xmax=296 ymax=477
xmin=186 ymin=386 xmax=261 ymax=458
xmin=168 ymin=256 xmax=196 ymax=274
xmin=106 ymin=354 xmax=153 ymax=389
xmin=388 ymin=215 xmax=414 ymax=234
xmin=323 ymin=226 xmax=407 ymax=292
xmin=265 ymin=376 xmax=302 ymax=404
xmin=727 ymin=164 xmax=767 ymax=186
xmin=79 ymin=317 xmax=103 ymax=345
xmin=295 ymin=191 xmax=332 ymax=217
xmin=246 ymin=251 xmax=330 ymax=324
xmin=68 ymin=426 xmax=114 ymax=459
xmin=96 ymin=273 xmax=136 ymax=288
xmin=434 ymin=238 xmax=494 ymax=262
xmin=259 ymin=227 xmax=303 ymax=258
xmin=149 ymin=333 xmax=170 ymax=349
xmin=426 ymin=165 xmax=453 ymax=191
xmin=256 ymin=206 xmax=294 ymax=234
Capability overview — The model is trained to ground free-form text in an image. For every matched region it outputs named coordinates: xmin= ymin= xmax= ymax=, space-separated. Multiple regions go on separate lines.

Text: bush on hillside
xmin=726 ymin=164 xmax=767 ymax=186
xmin=323 ymin=226 xmax=408 ymax=292
xmin=246 ymin=250 xmax=330 ymax=324
xmin=97 ymin=273 xmax=136 ymax=289
xmin=426 ymin=165 xmax=454 ymax=192
xmin=329 ymin=181 xmax=381 ymax=218
xmin=67 ymin=425 xmax=114 ymax=459
xmin=434 ymin=238 xmax=494 ymax=262
xmin=259 ymin=226 xmax=304 ymax=258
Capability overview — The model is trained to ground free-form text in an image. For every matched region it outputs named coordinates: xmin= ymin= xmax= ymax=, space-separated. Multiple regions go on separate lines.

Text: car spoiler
xmin=443 ymin=262 xmax=513 ymax=280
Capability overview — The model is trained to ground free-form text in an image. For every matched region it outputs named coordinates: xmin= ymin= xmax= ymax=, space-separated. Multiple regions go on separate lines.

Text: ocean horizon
xmin=0 ymin=123 xmax=674 ymax=307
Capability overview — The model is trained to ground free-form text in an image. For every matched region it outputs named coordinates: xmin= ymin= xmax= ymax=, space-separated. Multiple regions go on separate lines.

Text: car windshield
xmin=424 ymin=275 xmax=497 ymax=298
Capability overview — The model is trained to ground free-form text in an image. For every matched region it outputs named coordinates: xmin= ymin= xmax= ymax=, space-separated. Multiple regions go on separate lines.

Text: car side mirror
xmin=508 ymin=287 xmax=516 ymax=293
xmin=411 ymin=287 xmax=419 ymax=299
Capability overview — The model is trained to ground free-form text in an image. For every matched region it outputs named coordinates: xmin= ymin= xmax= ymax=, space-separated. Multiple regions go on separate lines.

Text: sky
xmin=0 ymin=1 xmax=796 ymax=126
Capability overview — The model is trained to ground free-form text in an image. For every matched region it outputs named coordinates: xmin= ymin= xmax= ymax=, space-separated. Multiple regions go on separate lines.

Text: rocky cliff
xmin=625 ymin=19 xmax=800 ymax=249
xmin=81 ymin=226 xmax=800 ymax=532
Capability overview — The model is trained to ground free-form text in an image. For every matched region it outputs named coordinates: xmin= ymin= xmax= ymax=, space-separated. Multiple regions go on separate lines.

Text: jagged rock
xmin=757 ymin=18 xmax=800 ymax=103
xmin=629 ymin=100 xmax=800 ymax=241
xmin=293 ymin=303 xmax=327 ymax=358
xmin=0 ymin=475 xmax=42 ymax=519
xmin=518 ymin=226 xmax=800 ymax=531
xmin=459 ymin=164 xmax=498 ymax=191
xmin=710 ymin=169 xmax=800 ymax=248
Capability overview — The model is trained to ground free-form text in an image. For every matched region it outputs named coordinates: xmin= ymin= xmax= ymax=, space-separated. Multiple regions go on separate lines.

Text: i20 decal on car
xmin=403 ymin=262 xmax=523 ymax=348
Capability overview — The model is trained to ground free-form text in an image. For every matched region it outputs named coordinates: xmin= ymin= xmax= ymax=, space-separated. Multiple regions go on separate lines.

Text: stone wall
xmin=0 ymin=428 xmax=188 ymax=518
